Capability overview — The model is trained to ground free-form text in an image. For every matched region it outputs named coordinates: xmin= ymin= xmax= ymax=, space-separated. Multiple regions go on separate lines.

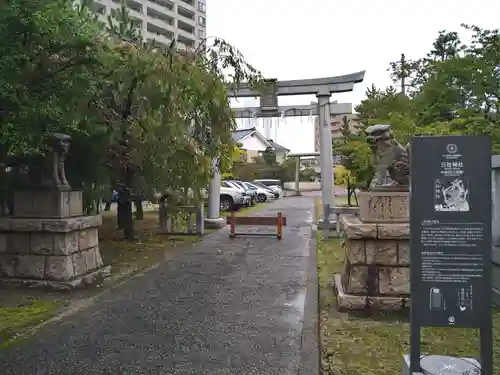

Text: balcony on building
xmin=111 ymin=0 xmax=143 ymax=14
xmin=90 ymin=1 xmax=106 ymax=15
xmin=146 ymin=38 xmax=170 ymax=51
xmin=147 ymin=6 xmax=174 ymax=27
xmin=146 ymin=22 xmax=174 ymax=41
xmin=149 ymin=0 xmax=174 ymax=12
xmin=177 ymin=34 xmax=195 ymax=49
xmin=110 ymin=8 xmax=143 ymax=29
xmin=131 ymin=17 xmax=143 ymax=29
xmin=177 ymin=5 xmax=195 ymax=22
xmin=177 ymin=19 xmax=195 ymax=36
xmin=179 ymin=0 xmax=195 ymax=7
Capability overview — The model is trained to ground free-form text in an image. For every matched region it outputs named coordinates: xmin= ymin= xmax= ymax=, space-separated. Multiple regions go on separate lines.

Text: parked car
xmin=225 ymin=180 xmax=257 ymax=206
xmin=243 ymin=181 xmax=275 ymax=202
xmin=253 ymin=179 xmax=283 ymax=198
xmin=235 ymin=181 xmax=259 ymax=204
xmin=252 ymin=180 xmax=281 ymax=199
xmin=220 ymin=184 xmax=248 ymax=211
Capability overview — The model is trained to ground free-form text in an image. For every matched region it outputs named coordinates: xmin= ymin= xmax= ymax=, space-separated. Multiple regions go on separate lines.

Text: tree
xmin=336 ymin=24 xmax=500 ymax=190
xmin=0 ymin=0 xmax=264 ymax=241
xmin=83 ymin=4 xmax=264 ymax=240
xmin=0 ymin=0 xmax=107 ymax=157
xmin=260 ymin=147 xmax=277 ymax=165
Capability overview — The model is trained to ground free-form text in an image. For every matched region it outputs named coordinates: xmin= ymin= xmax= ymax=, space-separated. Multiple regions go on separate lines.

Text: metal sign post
xmin=408 ymin=136 xmax=493 ymax=375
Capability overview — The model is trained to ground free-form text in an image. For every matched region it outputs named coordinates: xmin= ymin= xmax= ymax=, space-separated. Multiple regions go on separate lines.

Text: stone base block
xmin=0 ymin=266 xmax=111 ymax=291
xmin=342 ymin=215 xmax=409 ymax=240
xmin=345 ymin=238 xmax=409 ymax=266
xmin=342 ymin=263 xmax=410 ymax=295
xmin=333 ymin=274 xmax=367 ymax=310
xmin=0 ymin=213 xmax=101 ymax=233
xmin=0 ymin=246 xmax=107 ymax=281
xmin=359 ymin=191 xmax=409 ymax=223
xmin=13 ymin=190 xmax=83 ymax=218
xmin=401 ymin=354 xmax=481 ymax=375
xmin=204 ymin=217 xmax=226 ymax=229
xmin=0 ymin=215 xmax=108 ymax=288
xmin=333 ymin=274 xmax=407 ymax=311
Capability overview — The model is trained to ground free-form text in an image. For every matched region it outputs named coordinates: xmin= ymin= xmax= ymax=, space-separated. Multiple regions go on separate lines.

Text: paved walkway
xmin=0 ymin=196 xmax=317 ymax=375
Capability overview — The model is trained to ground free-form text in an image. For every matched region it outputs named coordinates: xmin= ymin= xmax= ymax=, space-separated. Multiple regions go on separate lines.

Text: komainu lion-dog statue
xmin=365 ymin=124 xmax=410 ymax=191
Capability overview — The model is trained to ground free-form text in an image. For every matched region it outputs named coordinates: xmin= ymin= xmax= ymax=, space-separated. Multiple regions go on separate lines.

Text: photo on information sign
xmin=434 ymin=177 xmax=470 ymax=212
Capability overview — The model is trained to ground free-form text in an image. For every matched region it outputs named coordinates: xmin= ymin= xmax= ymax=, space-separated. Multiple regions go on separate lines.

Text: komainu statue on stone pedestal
xmin=41 ymin=133 xmax=72 ymax=190
xmin=1 ymin=133 xmax=72 ymax=191
xmin=365 ymin=124 xmax=410 ymax=191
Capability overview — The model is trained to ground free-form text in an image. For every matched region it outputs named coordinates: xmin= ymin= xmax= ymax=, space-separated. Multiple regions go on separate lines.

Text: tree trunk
xmin=119 ymin=169 xmax=135 ymax=241
xmin=135 ymin=199 xmax=143 ymax=220
xmin=121 ymin=198 xmax=134 ymax=241
xmin=117 ymin=200 xmax=124 ymax=229
xmin=347 ymin=180 xmax=352 ymax=206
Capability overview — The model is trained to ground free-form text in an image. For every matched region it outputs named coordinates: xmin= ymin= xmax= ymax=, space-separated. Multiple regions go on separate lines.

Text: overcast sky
xmin=207 ymin=0 xmax=500 ymax=153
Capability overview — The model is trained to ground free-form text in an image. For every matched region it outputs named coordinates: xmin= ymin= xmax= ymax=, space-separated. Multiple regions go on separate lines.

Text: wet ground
xmin=0 ymin=196 xmax=316 ymax=375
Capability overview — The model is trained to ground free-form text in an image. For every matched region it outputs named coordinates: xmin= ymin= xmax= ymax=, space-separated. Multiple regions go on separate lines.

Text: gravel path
xmin=0 ymin=196 xmax=316 ymax=375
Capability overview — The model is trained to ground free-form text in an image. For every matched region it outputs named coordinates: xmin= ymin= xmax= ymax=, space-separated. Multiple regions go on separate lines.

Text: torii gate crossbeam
xmin=204 ymin=72 xmax=365 ymax=229
xmin=231 ymin=103 xmax=352 ymax=118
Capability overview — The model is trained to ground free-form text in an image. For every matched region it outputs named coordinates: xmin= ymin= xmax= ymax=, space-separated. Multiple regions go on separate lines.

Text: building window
xmin=198 ymin=0 xmax=206 ymax=12
xmin=240 ymin=150 xmax=248 ymax=162
xmin=198 ymin=15 xmax=205 ymax=26
xmin=198 ymin=28 xmax=205 ymax=39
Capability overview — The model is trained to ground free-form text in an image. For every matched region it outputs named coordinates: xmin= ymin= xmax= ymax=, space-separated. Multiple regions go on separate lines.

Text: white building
xmin=87 ymin=0 xmax=206 ymax=50
xmin=232 ymin=128 xmax=290 ymax=164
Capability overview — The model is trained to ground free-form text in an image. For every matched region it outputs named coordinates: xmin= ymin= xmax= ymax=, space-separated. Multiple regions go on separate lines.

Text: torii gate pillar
xmin=317 ymin=88 xmax=336 ymax=222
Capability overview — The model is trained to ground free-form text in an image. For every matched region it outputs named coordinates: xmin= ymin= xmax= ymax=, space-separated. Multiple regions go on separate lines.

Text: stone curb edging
xmin=299 ymin=214 xmax=320 ymax=374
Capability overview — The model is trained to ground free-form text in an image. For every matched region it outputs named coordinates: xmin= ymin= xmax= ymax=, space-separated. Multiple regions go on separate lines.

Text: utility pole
xmin=400 ymin=53 xmax=406 ymax=97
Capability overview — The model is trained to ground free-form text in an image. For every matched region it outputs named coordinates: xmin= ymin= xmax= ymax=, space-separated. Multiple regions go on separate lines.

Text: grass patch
xmin=99 ymin=211 xmax=210 ymax=274
xmin=0 ymin=298 xmax=61 ymax=347
xmin=316 ymin=203 xmax=500 ymax=374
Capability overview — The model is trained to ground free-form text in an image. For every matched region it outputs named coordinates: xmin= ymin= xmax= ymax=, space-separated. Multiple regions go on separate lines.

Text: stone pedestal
xmin=13 ymin=191 xmax=84 ymax=218
xmin=359 ymin=191 xmax=409 ymax=223
xmin=0 ymin=191 xmax=110 ymax=290
xmin=334 ymin=191 xmax=410 ymax=310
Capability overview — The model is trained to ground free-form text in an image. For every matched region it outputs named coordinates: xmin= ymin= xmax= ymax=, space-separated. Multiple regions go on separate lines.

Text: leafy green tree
xmin=96 ymin=6 xmax=263 ymax=239
xmin=261 ymin=147 xmax=277 ymax=165
xmin=0 ymin=0 xmax=106 ymax=157
xmin=0 ymin=0 xmax=264 ymax=241
xmin=337 ymin=24 xmax=500 ymax=192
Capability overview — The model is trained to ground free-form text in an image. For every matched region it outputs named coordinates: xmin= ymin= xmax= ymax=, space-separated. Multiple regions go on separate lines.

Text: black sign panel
xmin=410 ymin=136 xmax=492 ymax=328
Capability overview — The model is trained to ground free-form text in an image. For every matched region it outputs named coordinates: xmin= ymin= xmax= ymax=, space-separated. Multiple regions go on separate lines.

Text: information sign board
xmin=409 ymin=135 xmax=492 ymax=374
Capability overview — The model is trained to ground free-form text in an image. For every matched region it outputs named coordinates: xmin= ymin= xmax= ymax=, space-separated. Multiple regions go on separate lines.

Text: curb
xmin=299 ymin=206 xmax=320 ymax=374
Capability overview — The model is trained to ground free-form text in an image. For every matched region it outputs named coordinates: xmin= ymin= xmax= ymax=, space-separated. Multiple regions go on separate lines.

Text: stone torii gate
xmin=204 ymin=72 xmax=365 ymax=228
xmin=287 ymin=152 xmax=321 ymax=196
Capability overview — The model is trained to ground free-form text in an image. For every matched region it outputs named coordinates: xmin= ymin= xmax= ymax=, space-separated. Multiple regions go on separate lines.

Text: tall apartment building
xmin=87 ymin=0 xmax=206 ymax=50
xmin=314 ymin=113 xmax=361 ymax=164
